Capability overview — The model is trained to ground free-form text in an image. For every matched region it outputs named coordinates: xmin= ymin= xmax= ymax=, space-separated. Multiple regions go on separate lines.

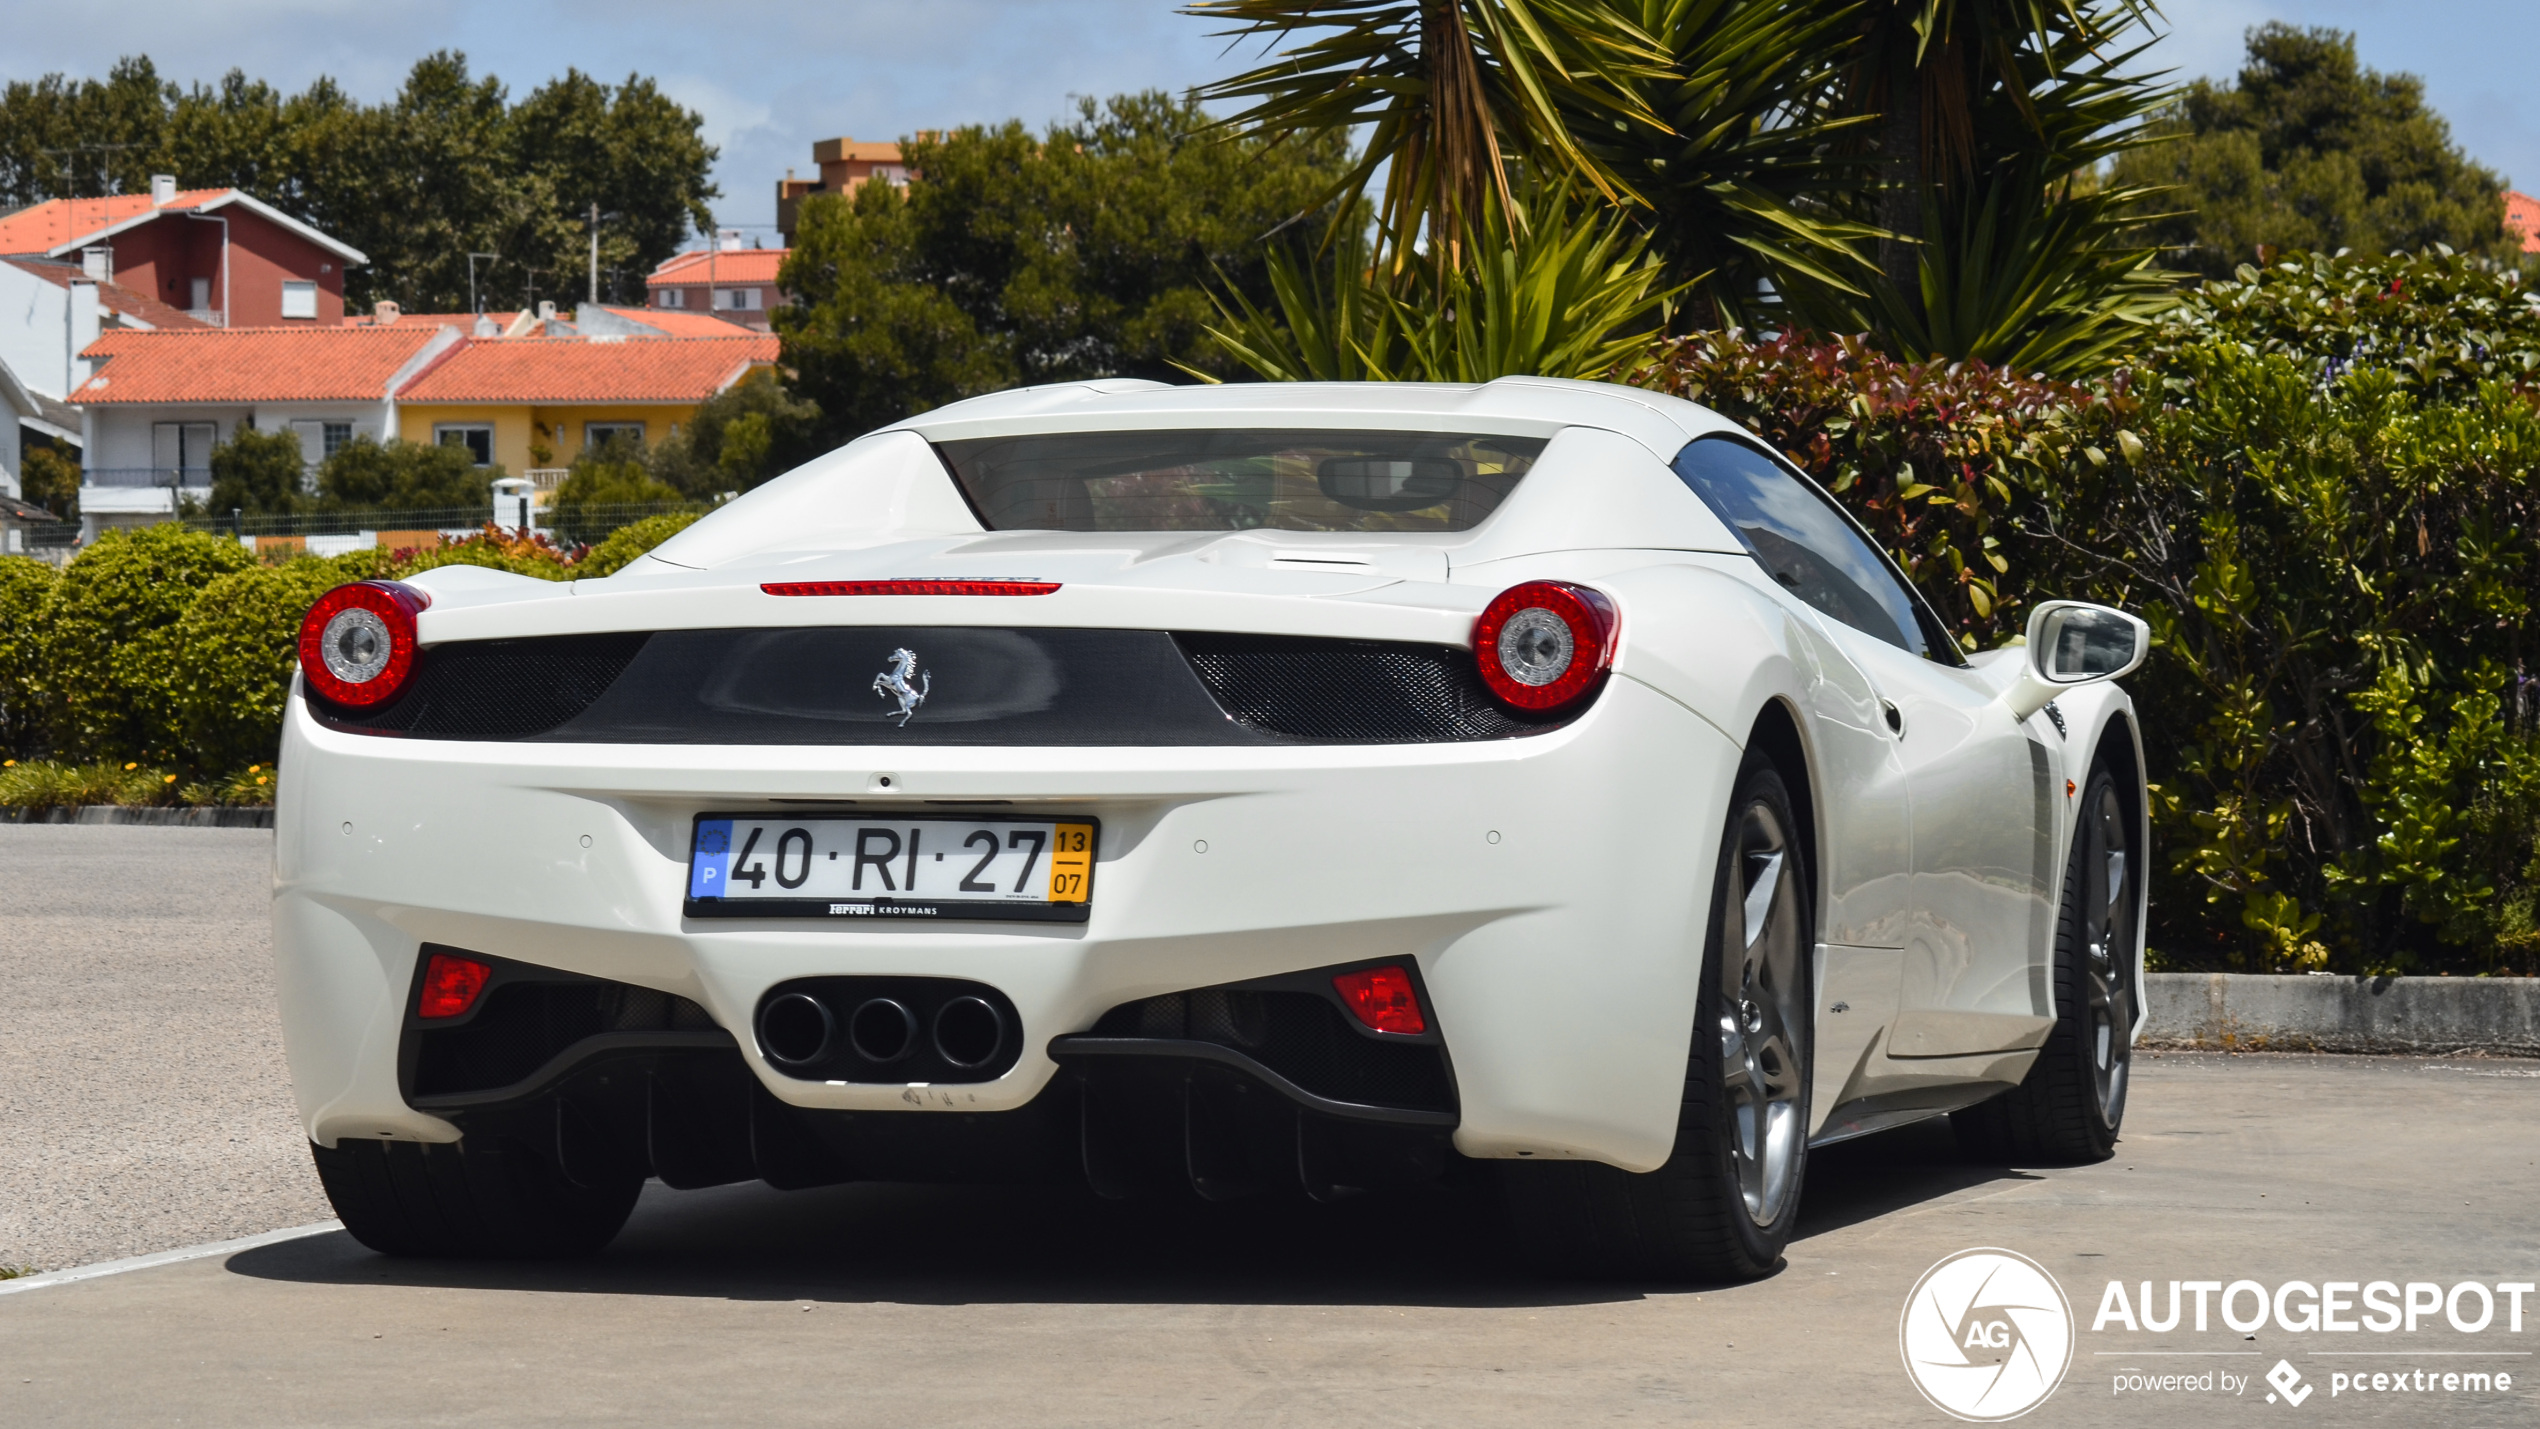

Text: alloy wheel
xmin=2082 ymin=781 xmax=2134 ymax=1127
xmin=1719 ymin=798 xmax=1807 ymax=1227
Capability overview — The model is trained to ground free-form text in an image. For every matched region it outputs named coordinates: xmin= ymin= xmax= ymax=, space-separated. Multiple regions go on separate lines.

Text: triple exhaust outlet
xmin=757 ymin=990 xmax=1007 ymax=1072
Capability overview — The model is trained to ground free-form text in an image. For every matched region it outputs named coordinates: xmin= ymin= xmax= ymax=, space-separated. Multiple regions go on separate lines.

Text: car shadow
xmin=1792 ymin=1115 xmax=2045 ymax=1244
xmin=225 ymin=1115 xmax=2038 ymax=1308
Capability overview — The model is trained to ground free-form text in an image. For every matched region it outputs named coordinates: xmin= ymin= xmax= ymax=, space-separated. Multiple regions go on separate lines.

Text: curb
xmin=0 ymin=1222 xmax=342 ymax=1296
xmin=2142 ymin=972 xmax=2540 ymax=1056
xmin=0 ymin=805 xmax=275 ymax=829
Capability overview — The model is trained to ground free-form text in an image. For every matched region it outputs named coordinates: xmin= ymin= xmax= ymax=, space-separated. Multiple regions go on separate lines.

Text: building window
xmin=435 ymin=425 xmax=495 ymax=467
xmin=280 ymin=281 xmax=318 ymax=319
xmin=714 ymin=287 xmax=763 ymax=312
xmin=324 ymin=422 xmax=352 ymax=457
xmin=586 ymin=422 xmax=646 ymax=450
xmin=657 ymin=288 xmax=685 ymax=308
xmin=152 ymin=421 xmax=217 ymax=479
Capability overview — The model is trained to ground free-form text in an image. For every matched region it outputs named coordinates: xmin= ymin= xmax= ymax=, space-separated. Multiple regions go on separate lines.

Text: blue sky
xmin=1 ymin=0 xmax=2532 ymax=245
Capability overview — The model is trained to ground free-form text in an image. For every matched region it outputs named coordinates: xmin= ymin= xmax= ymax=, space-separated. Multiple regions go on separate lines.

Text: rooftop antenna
xmin=466 ymin=253 xmax=499 ymax=316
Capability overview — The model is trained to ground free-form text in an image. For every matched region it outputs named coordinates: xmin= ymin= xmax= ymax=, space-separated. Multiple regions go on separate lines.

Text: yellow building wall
xmin=396 ymin=403 xmax=704 ymax=473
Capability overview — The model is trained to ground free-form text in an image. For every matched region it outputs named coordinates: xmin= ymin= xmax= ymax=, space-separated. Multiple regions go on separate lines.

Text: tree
xmin=1772 ymin=0 xmax=2181 ymax=375
xmin=1186 ymin=0 xmax=1667 ymax=271
xmin=2112 ymin=24 xmax=2517 ymax=279
xmin=555 ymin=436 xmax=682 ymax=512
xmin=0 ymin=53 xmax=717 ymax=314
xmin=207 ymin=427 xmax=308 ymax=517
xmin=316 ymin=438 xmax=493 ymax=512
xmin=19 ymin=445 xmax=81 ymax=520
xmin=778 ymin=93 xmax=1352 ymax=442
xmin=1204 ymin=180 xmax=1679 ymax=381
xmin=642 ymin=368 xmax=823 ymax=497
xmin=1191 ymin=0 xmax=2180 ymax=376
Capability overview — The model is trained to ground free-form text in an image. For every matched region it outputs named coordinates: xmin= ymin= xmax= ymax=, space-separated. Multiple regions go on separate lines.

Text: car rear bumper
xmin=273 ymin=672 xmax=1738 ymax=1173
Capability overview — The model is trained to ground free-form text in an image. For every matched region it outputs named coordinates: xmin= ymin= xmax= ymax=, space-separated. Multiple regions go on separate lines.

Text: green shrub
xmin=42 ymin=526 xmax=251 ymax=764
xmin=168 ymin=559 xmax=345 ymax=773
xmin=576 ymin=510 xmax=705 ymax=578
xmin=0 ymin=557 xmax=58 ymax=758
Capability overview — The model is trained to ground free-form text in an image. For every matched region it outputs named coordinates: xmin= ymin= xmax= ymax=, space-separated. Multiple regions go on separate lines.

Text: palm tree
xmin=1186 ymin=0 xmax=1672 ymax=268
xmin=1197 ymin=180 xmax=1681 ymax=382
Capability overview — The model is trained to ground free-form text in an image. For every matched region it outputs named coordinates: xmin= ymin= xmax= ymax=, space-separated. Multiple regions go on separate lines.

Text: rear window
xmin=936 ymin=429 xmax=1549 ymax=533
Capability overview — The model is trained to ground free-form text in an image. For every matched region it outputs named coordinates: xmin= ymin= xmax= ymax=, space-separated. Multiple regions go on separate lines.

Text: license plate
xmin=684 ymin=813 xmax=1096 ymax=922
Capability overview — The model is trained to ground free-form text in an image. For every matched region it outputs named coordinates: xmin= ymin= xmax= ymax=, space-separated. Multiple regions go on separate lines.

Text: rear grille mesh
xmin=318 ymin=633 xmax=649 ymax=738
xmin=1176 ymin=633 xmax=1558 ymax=742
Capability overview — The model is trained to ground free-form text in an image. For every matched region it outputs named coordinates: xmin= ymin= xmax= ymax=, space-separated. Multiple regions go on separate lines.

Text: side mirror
xmin=2001 ymin=600 xmax=2149 ymax=721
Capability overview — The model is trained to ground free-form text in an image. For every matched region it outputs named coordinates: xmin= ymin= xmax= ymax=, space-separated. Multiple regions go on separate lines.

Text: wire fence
xmin=174 ymin=502 xmax=707 ymax=548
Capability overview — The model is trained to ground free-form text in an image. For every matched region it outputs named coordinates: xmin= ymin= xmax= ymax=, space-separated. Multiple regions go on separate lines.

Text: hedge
xmin=0 ymin=518 xmax=699 ymax=791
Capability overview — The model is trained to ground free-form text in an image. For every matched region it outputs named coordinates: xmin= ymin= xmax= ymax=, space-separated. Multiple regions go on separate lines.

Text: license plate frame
xmin=683 ymin=811 xmax=1097 ymax=922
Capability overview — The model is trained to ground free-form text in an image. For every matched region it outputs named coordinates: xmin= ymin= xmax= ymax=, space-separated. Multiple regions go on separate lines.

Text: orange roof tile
xmin=0 ymin=190 xmax=231 ymax=254
xmin=397 ymin=335 xmax=779 ymax=405
xmin=648 ymin=248 xmax=788 ymax=287
xmin=600 ymin=304 xmax=758 ymax=336
xmin=4 ymin=258 xmax=210 ymax=330
xmin=2508 ymin=191 xmax=2540 ymax=255
xmin=71 ymin=325 xmax=449 ymax=404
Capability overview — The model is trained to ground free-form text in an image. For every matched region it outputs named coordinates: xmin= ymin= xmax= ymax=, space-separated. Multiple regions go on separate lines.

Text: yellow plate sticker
xmin=1046 ymin=822 xmax=1095 ymax=903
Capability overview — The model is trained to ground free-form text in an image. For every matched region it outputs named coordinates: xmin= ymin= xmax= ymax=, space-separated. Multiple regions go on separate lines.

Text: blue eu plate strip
xmin=688 ymin=819 xmax=735 ymax=899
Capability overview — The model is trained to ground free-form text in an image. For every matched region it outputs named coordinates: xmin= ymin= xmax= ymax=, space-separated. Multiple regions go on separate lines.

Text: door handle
xmin=1882 ymin=700 xmax=1903 ymax=736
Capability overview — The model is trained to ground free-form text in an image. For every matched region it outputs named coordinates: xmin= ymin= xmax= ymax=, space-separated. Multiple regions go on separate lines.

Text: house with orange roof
xmin=392 ymin=332 xmax=779 ymax=477
xmin=644 ymin=244 xmax=787 ymax=330
xmin=68 ymin=324 xmax=460 ymax=537
xmin=0 ymin=175 xmax=366 ymax=329
xmin=2508 ymin=190 xmax=2540 ymax=255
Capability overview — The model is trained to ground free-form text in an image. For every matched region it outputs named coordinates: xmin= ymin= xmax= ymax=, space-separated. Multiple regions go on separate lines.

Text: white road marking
xmin=0 ymin=1221 xmax=342 ymax=1297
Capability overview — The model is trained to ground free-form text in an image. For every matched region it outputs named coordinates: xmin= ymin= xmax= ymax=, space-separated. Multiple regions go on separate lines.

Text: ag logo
xmin=1900 ymin=1248 xmax=2075 ymax=1421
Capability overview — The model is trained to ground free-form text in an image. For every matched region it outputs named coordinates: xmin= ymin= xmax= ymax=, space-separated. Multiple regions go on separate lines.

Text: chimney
xmin=537 ymin=299 xmax=557 ymax=323
xmin=372 ymin=300 xmax=402 ymax=325
xmin=150 ymin=174 xmax=177 ymax=206
xmin=80 ymin=246 xmax=111 ymax=282
xmin=720 ymin=232 xmax=743 ymax=252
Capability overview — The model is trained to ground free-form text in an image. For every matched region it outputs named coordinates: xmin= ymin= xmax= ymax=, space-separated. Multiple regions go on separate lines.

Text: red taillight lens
xmin=416 ymin=952 xmax=491 ymax=1019
xmin=1332 ymin=965 xmax=1427 ymax=1036
xmin=298 ymin=580 xmax=429 ymax=709
xmin=1472 ymin=580 xmax=1617 ymax=714
xmin=761 ymin=579 xmax=1061 ymax=597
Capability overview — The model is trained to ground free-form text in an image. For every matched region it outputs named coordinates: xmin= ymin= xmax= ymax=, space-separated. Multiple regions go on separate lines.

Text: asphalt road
xmin=0 ymin=826 xmax=329 ymax=1273
xmin=2 ymin=828 xmax=2535 ymax=1425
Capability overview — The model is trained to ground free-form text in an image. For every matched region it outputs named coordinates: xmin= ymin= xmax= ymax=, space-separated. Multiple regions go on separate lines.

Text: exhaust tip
xmin=847 ymin=998 xmax=918 ymax=1063
xmin=757 ymin=992 xmax=834 ymax=1066
xmin=933 ymin=995 xmax=1006 ymax=1069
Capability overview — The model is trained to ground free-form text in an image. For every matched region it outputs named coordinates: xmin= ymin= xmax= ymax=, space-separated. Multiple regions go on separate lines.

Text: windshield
xmin=936 ymin=429 xmax=1548 ymax=533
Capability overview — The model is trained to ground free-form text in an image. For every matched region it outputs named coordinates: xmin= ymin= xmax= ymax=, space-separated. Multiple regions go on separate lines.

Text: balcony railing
xmin=84 ymin=467 xmax=212 ymax=489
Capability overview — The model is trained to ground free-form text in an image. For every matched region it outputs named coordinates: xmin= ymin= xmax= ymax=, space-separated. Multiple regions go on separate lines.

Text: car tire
xmin=1501 ymin=748 xmax=1813 ymax=1281
xmin=309 ymin=1134 xmax=642 ymax=1258
xmin=1952 ymin=759 xmax=2137 ymax=1164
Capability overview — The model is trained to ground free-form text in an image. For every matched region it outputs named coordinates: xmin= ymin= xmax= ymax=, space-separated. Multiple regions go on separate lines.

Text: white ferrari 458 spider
xmin=276 ymin=376 xmax=2149 ymax=1279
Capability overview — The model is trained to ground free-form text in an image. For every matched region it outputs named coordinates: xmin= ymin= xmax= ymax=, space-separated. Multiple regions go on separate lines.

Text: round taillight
xmin=1473 ymin=580 xmax=1618 ymax=714
xmin=298 ymin=580 xmax=430 ymax=709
